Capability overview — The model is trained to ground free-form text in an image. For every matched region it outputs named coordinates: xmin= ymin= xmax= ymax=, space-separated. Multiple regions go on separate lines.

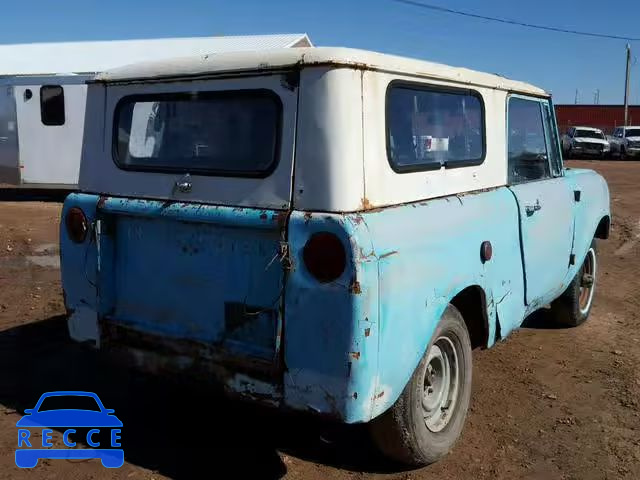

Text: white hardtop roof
xmin=622 ymin=125 xmax=640 ymax=129
xmin=0 ymin=34 xmax=312 ymax=77
xmin=574 ymin=126 xmax=604 ymax=131
xmin=97 ymin=46 xmax=547 ymax=96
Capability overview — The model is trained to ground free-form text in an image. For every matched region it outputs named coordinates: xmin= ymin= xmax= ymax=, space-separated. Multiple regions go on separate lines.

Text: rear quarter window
xmin=113 ymin=90 xmax=282 ymax=177
xmin=386 ymin=82 xmax=485 ymax=172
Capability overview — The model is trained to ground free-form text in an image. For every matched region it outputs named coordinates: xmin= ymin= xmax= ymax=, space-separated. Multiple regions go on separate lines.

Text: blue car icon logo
xmin=15 ymin=391 xmax=123 ymax=468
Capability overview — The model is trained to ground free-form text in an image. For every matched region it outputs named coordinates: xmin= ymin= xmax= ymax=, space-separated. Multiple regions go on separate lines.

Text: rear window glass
xmin=114 ymin=90 xmax=281 ymax=177
xmin=387 ymin=84 xmax=485 ymax=172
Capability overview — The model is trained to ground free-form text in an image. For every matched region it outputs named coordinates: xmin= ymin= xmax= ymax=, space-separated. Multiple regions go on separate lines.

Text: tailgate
xmin=96 ymin=197 xmax=287 ymax=366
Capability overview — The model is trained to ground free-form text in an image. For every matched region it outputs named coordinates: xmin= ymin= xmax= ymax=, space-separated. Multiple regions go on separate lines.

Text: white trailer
xmin=0 ymin=34 xmax=312 ymax=189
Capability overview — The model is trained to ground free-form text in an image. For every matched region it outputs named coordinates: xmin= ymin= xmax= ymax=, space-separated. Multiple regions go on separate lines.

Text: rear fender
xmin=60 ymin=193 xmax=101 ymax=345
xmin=564 ymin=168 xmax=610 ymax=277
xmin=283 ymin=211 xmax=379 ymax=422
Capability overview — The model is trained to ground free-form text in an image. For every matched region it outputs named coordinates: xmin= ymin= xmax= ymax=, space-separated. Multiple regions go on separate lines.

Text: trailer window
xmin=114 ymin=90 xmax=281 ymax=177
xmin=40 ymin=86 xmax=65 ymax=126
xmin=386 ymin=83 xmax=485 ymax=172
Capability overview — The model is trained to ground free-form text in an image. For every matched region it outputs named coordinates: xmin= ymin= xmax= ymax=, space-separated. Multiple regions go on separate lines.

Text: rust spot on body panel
xmin=350 ymin=280 xmax=362 ymax=294
xmin=351 ymin=214 xmax=365 ymax=225
xmin=273 ymin=211 xmax=289 ymax=228
xmin=360 ymin=197 xmax=373 ymax=210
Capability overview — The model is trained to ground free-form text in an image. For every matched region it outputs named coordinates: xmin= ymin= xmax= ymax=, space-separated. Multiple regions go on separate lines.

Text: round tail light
xmin=303 ymin=232 xmax=347 ymax=283
xmin=65 ymin=207 xmax=88 ymax=243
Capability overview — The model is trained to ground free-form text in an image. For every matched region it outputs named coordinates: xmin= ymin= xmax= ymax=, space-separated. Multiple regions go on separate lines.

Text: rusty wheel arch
xmin=450 ymin=285 xmax=489 ymax=350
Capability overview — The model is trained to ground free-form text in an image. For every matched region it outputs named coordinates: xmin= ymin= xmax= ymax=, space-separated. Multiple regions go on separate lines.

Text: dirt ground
xmin=0 ymin=159 xmax=638 ymax=480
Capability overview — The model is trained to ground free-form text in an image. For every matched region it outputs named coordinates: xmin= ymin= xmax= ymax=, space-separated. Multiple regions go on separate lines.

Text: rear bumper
xmin=72 ymin=318 xmax=379 ymax=423
xmin=100 ymin=320 xmax=282 ymax=407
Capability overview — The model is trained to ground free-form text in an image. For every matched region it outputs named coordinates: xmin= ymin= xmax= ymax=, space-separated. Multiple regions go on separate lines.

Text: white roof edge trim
xmin=96 ymin=47 xmax=547 ymax=96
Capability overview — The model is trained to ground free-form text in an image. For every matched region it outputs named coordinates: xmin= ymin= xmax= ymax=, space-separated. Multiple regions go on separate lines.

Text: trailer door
xmin=14 ymin=84 xmax=87 ymax=187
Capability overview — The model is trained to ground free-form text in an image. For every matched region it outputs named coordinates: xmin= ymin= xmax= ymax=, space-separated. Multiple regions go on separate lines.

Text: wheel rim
xmin=422 ymin=336 xmax=460 ymax=433
xmin=578 ymin=247 xmax=596 ymax=315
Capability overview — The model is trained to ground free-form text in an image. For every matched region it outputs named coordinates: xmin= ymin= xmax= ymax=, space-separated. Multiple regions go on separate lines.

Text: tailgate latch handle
xmin=175 ymin=173 xmax=192 ymax=193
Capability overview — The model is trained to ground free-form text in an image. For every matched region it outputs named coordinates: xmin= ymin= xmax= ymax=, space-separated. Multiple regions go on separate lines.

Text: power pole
xmin=574 ymin=89 xmax=579 ymax=104
xmin=624 ymin=44 xmax=631 ymax=126
xmin=594 ymin=89 xmax=600 ymax=104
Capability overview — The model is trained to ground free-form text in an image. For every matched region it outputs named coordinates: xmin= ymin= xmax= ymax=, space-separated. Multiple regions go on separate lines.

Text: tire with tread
xmin=370 ymin=304 xmax=472 ymax=466
xmin=551 ymin=240 xmax=597 ymax=327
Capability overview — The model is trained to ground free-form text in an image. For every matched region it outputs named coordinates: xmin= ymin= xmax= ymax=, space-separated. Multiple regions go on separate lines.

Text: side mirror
xmin=24 ymin=409 xmax=33 ymax=415
xmin=105 ymin=409 xmax=115 ymax=414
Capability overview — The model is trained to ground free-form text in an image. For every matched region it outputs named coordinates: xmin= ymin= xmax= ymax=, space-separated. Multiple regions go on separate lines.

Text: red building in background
xmin=555 ymin=105 xmax=640 ymax=134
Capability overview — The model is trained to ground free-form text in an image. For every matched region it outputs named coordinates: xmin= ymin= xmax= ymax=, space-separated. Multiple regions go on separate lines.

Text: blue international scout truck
xmin=60 ymin=47 xmax=610 ymax=466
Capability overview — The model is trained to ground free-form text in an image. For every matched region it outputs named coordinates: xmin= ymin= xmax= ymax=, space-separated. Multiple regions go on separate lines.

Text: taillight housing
xmin=65 ymin=207 xmax=88 ymax=243
xmin=303 ymin=232 xmax=347 ymax=283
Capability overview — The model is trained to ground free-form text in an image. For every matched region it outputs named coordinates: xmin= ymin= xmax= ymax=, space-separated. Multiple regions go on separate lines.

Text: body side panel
xmin=361 ymin=71 xmax=508 ymax=211
xmin=293 ymin=67 xmax=365 ymax=212
xmin=359 ymin=187 xmax=525 ymax=417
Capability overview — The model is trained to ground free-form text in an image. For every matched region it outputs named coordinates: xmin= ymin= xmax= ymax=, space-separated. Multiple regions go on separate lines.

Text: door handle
xmin=525 ymin=200 xmax=542 ymax=216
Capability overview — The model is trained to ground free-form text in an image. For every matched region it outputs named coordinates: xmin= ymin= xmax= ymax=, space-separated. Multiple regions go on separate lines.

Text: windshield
xmin=38 ymin=395 xmax=101 ymax=412
xmin=115 ymin=90 xmax=281 ymax=177
xmin=625 ymin=129 xmax=640 ymax=137
xmin=574 ymin=129 xmax=604 ymax=139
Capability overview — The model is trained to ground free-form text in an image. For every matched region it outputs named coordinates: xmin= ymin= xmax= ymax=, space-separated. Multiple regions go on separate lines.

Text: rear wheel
xmin=370 ymin=305 xmax=472 ymax=466
xmin=551 ymin=240 xmax=597 ymax=327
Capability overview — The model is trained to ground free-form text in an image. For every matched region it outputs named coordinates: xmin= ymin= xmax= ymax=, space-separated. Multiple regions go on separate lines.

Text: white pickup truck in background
xmin=608 ymin=126 xmax=640 ymax=159
xmin=562 ymin=126 xmax=610 ymax=159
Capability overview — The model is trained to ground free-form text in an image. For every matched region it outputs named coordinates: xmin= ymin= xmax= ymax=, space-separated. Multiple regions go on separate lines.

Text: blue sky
xmin=1 ymin=0 xmax=638 ymax=104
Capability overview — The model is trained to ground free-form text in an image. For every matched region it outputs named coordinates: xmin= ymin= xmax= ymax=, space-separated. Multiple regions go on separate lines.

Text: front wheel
xmin=370 ymin=305 xmax=472 ymax=466
xmin=551 ymin=241 xmax=597 ymax=327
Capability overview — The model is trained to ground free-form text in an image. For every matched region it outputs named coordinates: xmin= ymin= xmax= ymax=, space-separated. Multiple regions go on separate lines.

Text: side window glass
xmin=542 ymin=102 xmax=562 ymax=176
xmin=508 ymin=97 xmax=550 ymax=184
xmin=40 ymin=85 xmax=65 ymax=126
xmin=387 ymin=84 xmax=485 ymax=172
